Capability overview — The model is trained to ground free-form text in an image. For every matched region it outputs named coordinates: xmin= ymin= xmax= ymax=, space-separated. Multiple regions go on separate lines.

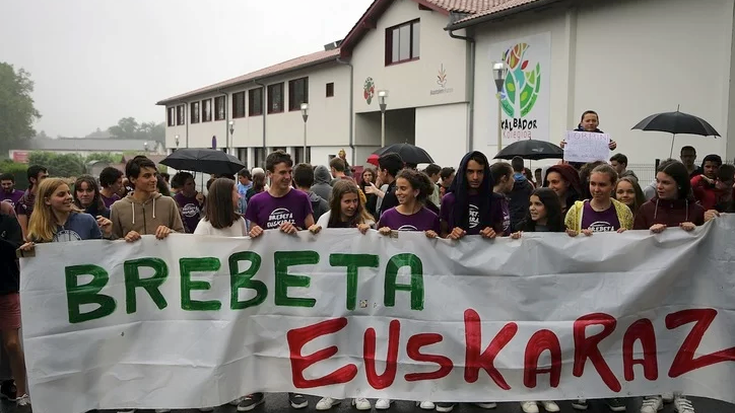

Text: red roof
xmin=156 ymin=49 xmax=340 ymax=105
xmin=448 ymin=0 xmax=553 ymax=27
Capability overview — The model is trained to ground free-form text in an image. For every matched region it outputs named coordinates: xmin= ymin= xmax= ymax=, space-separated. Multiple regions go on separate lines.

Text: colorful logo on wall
xmin=437 ymin=64 xmax=447 ymax=88
xmin=364 ymin=77 xmax=375 ymax=104
xmin=500 ymin=43 xmax=541 ymax=118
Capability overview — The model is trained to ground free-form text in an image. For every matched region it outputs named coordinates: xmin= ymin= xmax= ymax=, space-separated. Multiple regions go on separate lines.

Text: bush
xmin=0 ymin=160 xmax=29 ymax=190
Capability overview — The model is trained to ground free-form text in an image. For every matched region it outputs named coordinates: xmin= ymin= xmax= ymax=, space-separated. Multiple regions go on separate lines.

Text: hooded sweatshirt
xmin=440 ymin=151 xmax=503 ymax=235
xmin=307 ymin=191 xmax=329 ymax=221
xmin=110 ymin=192 xmax=185 ymax=239
xmin=312 ymin=165 xmax=333 ymax=202
xmin=633 ymin=198 xmax=705 ymax=230
xmin=544 ymin=165 xmax=583 ymax=214
xmin=508 ymin=172 xmax=534 ymax=231
xmin=0 ymin=211 xmax=22 ymax=295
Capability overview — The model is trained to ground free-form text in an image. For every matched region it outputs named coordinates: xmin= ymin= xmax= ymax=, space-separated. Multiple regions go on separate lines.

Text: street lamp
xmin=144 ymin=141 xmax=149 ymax=152
xmin=175 ymin=134 xmax=180 ymax=148
xmin=493 ymin=62 xmax=508 ymax=151
xmin=378 ymin=90 xmax=388 ymax=148
xmin=228 ymin=121 xmax=235 ymax=154
xmin=301 ymin=103 xmax=309 ymax=163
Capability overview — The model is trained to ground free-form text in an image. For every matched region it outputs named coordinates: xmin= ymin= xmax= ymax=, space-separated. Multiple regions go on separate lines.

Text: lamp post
xmin=378 ymin=90 xmax=388 ymax=148
xmin=228 ymin=121 xmax=235 ymax=154
xmin=301 ymin=103 xmax=309 ymax=163
xmin=144 ymin=141 xmax=149 ymax=152
xmin=493 ymin=62 xmax=508 ymax=151
xmin=175 ymin=134 xmax=180 ymax=149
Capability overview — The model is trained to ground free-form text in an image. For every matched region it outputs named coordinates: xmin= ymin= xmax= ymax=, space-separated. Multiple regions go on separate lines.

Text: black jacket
xmin=0 ymin=213 xmax=22 ymax=295
xmin=508 ymin=174 xmax=534 ymax=232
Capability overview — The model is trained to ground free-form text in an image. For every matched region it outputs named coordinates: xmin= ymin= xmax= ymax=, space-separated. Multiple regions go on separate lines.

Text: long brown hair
xmin=28 ymin=178 xmax=83 ymax=242
xmin=73 ymin=175 xmax=106 ymax=212
xmin=203 ymin=177 xmax=240 ymax=229
xmin=328 ymin=180 xmax=374 ymax=228
xmin=614 ymin=176 xmax=646 ymax=217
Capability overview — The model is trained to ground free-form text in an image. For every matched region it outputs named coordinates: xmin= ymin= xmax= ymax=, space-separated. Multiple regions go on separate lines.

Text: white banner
xmin=563 ymin=131 xmax=611 ymax=163
xmin=20 ymin=217 xmax=735 ymax=413
xmin=488 ymin=32 xmax=551 ymax=147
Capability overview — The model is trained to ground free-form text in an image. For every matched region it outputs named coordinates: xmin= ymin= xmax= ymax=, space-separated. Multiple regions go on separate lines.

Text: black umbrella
xmin=631 ymin=107 xmax=720 ymax=157
xmin=160 ymin=148 xmax=245 ymax=175
xmin=373 ymin=143 xmax=434 ymax=165
xmin=494 ymin=139 xmax=563 ymax=160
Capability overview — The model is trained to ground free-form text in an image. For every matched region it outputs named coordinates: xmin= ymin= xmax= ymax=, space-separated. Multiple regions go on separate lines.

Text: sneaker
xmin=541 ymin=401 xmax=560 ymax=412
xmin=317 ymin=397 xmax=341 ymax=411
xmin=0 ymin=380 xmax=17 ymax=401
xmin=474 ymin=402 xmax=497 ymax=409
xmin=674 ymin=396 xmax=694 ymax=413
xmin=376 ymin=398 xmax=393 ymax=410
xmin=353 ymin=398 xmax=372 ymax=411
xmin=200 ymin=408 xmax=215 ymax=412
xmin=572 ymin=399 xmax=589 ymax=410
xmin=238 ymin=393 xmax=266 ymax=412
xmin=416 ymin=401 xmax=435 ymax=410
xmin=640 ymin=396 xmax=663 ymax=413
xmin=436 ymin=403 xmax=455 ymax=412
xmin=606 ymin=398 xmax=627 ymax=412
xmin=521 ymin=401 xmax=539 ymax=413
xmin=16 ymin=393 xmax=31 ymax=407
xmin=289 ymin=393 xmax=308 ymax=409
xmin=662 ymin=393 xmax=674 ymax=403
xmin=231 ymin=397 xmax=247 ymax=406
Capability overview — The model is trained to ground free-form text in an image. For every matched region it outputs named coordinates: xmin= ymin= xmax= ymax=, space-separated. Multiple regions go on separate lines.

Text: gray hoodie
xmin=312 ymin=165 xmax=333 ymax=201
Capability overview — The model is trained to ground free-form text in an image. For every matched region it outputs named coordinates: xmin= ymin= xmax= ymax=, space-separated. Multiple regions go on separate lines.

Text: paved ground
xmin=2 ymin=394 xmax=733 ymax=413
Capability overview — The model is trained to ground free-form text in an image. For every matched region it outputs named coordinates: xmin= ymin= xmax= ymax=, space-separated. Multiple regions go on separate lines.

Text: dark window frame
xmin=191 ymin=101 xmax=200 ymax=124
xmin=232 ymin=92 xmax=246 ymax=119
xmin=176 ymin=105 xmax=185 ymax=125
xmin=267 ymin=83 xmax=284 ymax=114
xmin=385 ymin=19 xmax=420 ymax=66
xmin=201 ymin=98 xmax=212 ymax=122
xmin=167 ymin=107 xmax=175 ymax=126
xmin=326 ymin=82 xmax=335 ymax=98
xmin=215 ymin=96 xmax=226 ymax=121
xmin=249 ymin=88 xmax=263 ymax=116
xmin=288 ymin=77 xmax=309 ymax=111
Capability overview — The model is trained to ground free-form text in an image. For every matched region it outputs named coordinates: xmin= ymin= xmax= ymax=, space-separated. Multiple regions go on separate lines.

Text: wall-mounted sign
xmin=364 ymin=77 xmax=375 ymax=104
xmin=430 ymin=64 xmax=454 ymax=96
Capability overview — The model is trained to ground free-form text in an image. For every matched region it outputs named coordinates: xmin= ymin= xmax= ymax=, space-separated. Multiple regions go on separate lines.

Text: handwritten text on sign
xmin=563 ymin=131 xmax=611 ymax=163
xmin=19 ymin=222 xmax=735 ymax=413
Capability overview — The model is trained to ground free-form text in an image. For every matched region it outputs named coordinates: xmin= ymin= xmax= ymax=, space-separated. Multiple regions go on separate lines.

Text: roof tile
xmin=451 ymin=0 xmax=544 ymax=24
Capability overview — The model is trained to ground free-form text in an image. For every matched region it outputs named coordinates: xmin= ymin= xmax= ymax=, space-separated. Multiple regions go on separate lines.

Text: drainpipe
xmin=255 ymin=81 xmax=267 ymax=167
xmin=448 ymin=29 xmax=476 ymax=153
xmin=336 ymin=58 xmax=355 ymax=167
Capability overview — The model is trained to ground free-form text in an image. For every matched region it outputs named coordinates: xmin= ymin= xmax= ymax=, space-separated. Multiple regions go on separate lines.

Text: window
xmin=254 ymin=147 xmax=266 ymax=168
xmin=215 ymin=96 xmax=226 ymax=121
xmin=249 ymin=88 xmax=263 ymax=116
xmin=386 ymin=20 xmax=420 ymax=65
xmin=326 ymin=82 xmax=335 ymax=98
xmin=267 ymin=83 xmax=284 ymax=114
xmin=232 ymin=92 xmax=246 ymax=118
xmin=288 ymin=77 xmax=309 ymax=111
xmin=167 ymin=107 xmax=175 ymax=126
xmin=294 ymin=147 xmax=311 ymax=164
xmin=176 ymin=105 xmax=185 ymax=125
xmin=202 ymin=99 xmax=212 ymax=122
xmin=191 ymin=102 xmax=200 ymax=124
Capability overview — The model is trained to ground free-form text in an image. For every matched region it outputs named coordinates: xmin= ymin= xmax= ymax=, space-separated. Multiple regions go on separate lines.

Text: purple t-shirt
xmin=245 ymin=189 xmax=313 ymax=230
xmin=378 ymin=207 xmax=440 ymax=233
xmin=1 ymin=190 xmax=24 ymax=209
xmin=580 ymin=201 xmax=621 ymax=232
xmin=497 ymin=194 xmax=511 ymax=235
xmin=174 ymin=193 xmax=203 ymax=233
xmin=15 ymin=190 xmax=35 ymax=218
xmin=101 ymin=193 xmax=120 ymax=208
xmin=440 ymin=192 xmax=505 ymax=235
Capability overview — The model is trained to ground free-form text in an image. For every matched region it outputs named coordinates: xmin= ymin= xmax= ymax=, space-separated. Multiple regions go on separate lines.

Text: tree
xmin=108 ymin=117 xmax=139 ymax=140
xmin=0 ymin=63 xmax=41 ymax=155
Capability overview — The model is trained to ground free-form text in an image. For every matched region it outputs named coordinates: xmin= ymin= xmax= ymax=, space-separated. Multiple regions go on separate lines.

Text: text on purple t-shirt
xmin=378 ymin=207 xmax=440 ymax=233
xmin=580 ymin=201 xmax=620 ymax=232
xmin=245 ymin=189 xmax=314 ymax=230
xmin=440 ymin=192 xmax=505 ymax=235
xmin=1 ymin=190 xmax=24 ymax=209
xmin=174 ymin=193 xmax=203 ymax=233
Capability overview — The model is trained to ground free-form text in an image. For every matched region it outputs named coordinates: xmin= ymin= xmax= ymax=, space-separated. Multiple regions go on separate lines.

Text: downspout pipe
xmin=336 ymin=57 xmax=355 ymax=167
xmin=254 ymin=81 xmax=267 ymax=167
xmin=448 ymin=29 xmax=476 ymax=153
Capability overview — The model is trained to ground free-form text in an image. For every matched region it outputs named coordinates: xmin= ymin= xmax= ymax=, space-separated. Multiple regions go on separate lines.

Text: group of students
xmin=0 ymin=127 xmax=733 ymax=412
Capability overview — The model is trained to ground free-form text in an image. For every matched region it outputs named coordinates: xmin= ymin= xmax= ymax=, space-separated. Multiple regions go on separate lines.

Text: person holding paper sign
xmin=560 ymin=110 xmax=617 ymax=150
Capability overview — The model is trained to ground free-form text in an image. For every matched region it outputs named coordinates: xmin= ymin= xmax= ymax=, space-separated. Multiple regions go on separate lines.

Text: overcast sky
xmin=0 ymin=0 xmax=372 ymax=138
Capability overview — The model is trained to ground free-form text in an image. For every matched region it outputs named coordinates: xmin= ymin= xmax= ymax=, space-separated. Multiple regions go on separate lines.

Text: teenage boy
xmin=242 ymin=150 xmax=312 ymax=411
xmin=99 ymin=167 xmax=124 ymax=208
xmin=111 ymin=156 xmax=184 ymax=242
xmin=172 ymin=172 xmax=205 ymax=233
xmin=293 ymin=163 xmax=328 ymax=221
xmin=15 ymin=165 xmax=49 ymax=240
xmin=0 ymin=173 xmax=24 ymax=209
xmin=373 ymin=153 xmax=403 ymax=217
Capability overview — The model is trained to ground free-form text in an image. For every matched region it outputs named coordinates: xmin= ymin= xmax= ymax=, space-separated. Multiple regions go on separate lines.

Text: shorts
xmin=0 ymin=293 xmax=20 ymax=331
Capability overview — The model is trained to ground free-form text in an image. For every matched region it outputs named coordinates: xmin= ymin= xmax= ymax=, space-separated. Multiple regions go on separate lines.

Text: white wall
xmin=415 ymin=103 xmax=468 ymax=168
xmin=473 ymin=0 xmax=735 ymax=164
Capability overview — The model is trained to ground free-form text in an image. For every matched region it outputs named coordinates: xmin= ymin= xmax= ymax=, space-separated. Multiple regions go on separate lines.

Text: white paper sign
xmin=19 ymin=220 xmax=735 ymax=413
xmin=563 ymin=131 xmax=610 ymax=163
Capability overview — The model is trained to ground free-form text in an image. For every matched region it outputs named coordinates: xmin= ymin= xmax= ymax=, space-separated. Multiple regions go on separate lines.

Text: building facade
xmin=159 ymin=0 xmax=735 ymax=172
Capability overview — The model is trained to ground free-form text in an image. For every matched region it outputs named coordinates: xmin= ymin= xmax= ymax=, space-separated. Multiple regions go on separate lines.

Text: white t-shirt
xmin=316 ymin=210 xmax=375 ymax=228
xmin=193 ymin=217 xmax=248 ymax=237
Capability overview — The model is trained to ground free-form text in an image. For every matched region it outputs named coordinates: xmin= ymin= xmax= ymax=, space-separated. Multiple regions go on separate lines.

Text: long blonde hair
xmin=27 ymin=178 xmax=82 ymax=242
